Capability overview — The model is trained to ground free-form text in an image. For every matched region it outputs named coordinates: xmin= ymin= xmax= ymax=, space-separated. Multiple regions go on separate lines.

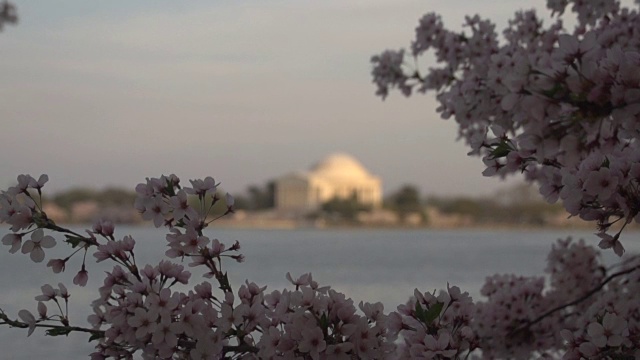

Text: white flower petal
xmin=21 ymin=240 xmax=35 ymax=254
xmin=40 ymin=236 xmax=56 ymax=249
xmin=30 ymin=247 xmax=45 ymax=263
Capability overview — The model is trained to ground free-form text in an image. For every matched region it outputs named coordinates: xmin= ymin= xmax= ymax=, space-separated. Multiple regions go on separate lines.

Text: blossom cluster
xmin=371 ymin=0 xmax=640 ymax=253
xmin=1 ymin=174 xmax=397 ymax=359
xmin=1 ymin=1 xmax=639 ymax=358
xmin=390 ymin=285 xmax=477 ymax=359
xmin=391 ymin=237 xmax=639 ymax=359
xmin=561 ymin=251 xmax=640 ymax=359
xmin=1 ymin=174 xmax=640 ymax=359
xmin=259 ymin=274 xmax=394 ymax=359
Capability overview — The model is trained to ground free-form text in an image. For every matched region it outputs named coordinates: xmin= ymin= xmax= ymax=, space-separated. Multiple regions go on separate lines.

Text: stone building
xmin=275 ymin=153 xmax=382 ymax=213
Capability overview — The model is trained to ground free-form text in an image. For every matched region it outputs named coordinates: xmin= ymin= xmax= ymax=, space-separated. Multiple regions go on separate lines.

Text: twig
xmin=0 ymin=315 xmax=104 ymax=337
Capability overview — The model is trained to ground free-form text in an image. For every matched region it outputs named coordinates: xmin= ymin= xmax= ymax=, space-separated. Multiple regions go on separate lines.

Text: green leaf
xmin=541 ymin=83 xmax=564 ymax=98
xmin=490 ymin=140 xmax=513 ymax=159
xmin=424 ymin=302 xmax=444 ymax=324
xmin=64 ymin=235 xmax=84 ymax=248
xmin=46 ymin=328 xmax=72 ymax=337
xmin=414 ymin=302 xmax=426 ymax=323
xmin=319 ymin=313 xmax=329 ymax=329
xmin=88 ymin=332 xmax=102 ymax=342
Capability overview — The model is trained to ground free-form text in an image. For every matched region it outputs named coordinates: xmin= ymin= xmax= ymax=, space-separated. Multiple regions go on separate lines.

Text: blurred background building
xmin=275 ymin=153 xmax=382 ymax=213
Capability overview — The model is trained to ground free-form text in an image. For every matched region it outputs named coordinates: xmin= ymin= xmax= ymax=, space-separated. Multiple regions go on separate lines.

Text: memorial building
xmin=275 ymin=153 xmax=382 ymax=213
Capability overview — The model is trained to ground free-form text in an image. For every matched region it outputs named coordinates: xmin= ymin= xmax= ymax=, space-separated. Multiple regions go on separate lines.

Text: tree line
xmin=43 ymin=181 xmax=563 ymax=226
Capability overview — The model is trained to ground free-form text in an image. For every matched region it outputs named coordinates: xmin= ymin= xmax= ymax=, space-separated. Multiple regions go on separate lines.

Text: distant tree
xmin=51 ymin=188 xmax=137 ymax=211
xmin=385 ymin=184 xmax=425 ymax=223
xmin=0 ymin=1 xmax=17 ymax=31
xmin=321 ymin=193 xmax=370 ymax=222
xmin=51 ymin=188 xmax=98 ymax=211
xmin=95 ymin=188 xmax=137 ymax=207
xmin=493 ymin=182 xmax=545 ymax=205
xmin=229 ymin=193 xmax=250 ymax=210
xmin=427 ymin=196 xmax=484 ymax=217
xmin=245 ymin=181 xmax=275 ymax=210
xmin=426 ymin=190 xmax=564 ymax=226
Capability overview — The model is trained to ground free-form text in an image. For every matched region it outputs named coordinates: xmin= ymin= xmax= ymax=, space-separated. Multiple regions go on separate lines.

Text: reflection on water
xmin=0 ymin=226 xmax=632 ymax=360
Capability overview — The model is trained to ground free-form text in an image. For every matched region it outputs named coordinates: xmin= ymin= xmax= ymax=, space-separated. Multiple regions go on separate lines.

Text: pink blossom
xmin=57 ymin=283 xmax=69 ymax=300
xmin=8 ymin=205 xmax=33 ymax=232
xmin=587 ymin=313 xmax=628 ymax=348
xmin=185 ymin=177 xmax=217 ymax=197
xmin=583 ymin=168 xmax=619 ymax=199
xmin=225 ymin=192 xmax=235 ymax=213
xmin=30 ymin=174 xmax=48 ymax=191
xmin=578 ymin=341 xmax=598 ymax=357
xmin=325 ymin=343 xmax=353 ymax=360
xmin=370 ymin=49 xmax=411 ymax=99
xmin=127 ymin=307 xmax=159 ymax=340
xmin=168 ymin=190 xmax=191 ymax=221
xmin=46 ymin=258 xmax=66 ymax=273
xmin=286 ymin=272 xmax=312 ymax=288
xmin=21 ymin=229 xmax=56 ymax=263
xmin=92 ymin=219 xmax=114 ymax=237
xmin=424 ymin=331 xmax=457 ymax=358
xmin=597 ymin=233 xmax=625 ymax=257
xmin=298 ymin=327 xmax=326 ymax=360
xmin=37 ymin=302 xmax=47 ymax=319
xmin=150 ymin=314 xmax=180 ymax=350
xmin=1 ymin=233 xmax=22 ymax=253
xmin=35 ymin=284 xmax=57 ymax=301
xmin=139 ymin=196 xmax=169 ymax=227
xmin=18 ymin=309 xmax=36 ymax=336
xmin=73 ymin=268 xmax=89 ymax=286
xmin=16 ymin=174 xmax=34 ymax=193
xmin=145 ymin=288 xmax=179 ymax=314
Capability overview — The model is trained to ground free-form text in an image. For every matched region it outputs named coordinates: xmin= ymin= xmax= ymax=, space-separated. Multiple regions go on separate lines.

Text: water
xmin=0 ymin=226 xmax=634 ymax=359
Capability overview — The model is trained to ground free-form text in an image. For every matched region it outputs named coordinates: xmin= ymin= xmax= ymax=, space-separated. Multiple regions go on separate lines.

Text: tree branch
xmin=511 ymin=262 xmax=640 ymax=334
xmin=0 ymin=314 xmax=104 ymax=337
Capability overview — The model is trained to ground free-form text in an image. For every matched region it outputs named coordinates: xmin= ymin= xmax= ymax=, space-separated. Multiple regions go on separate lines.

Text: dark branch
xmin=511 ymin=262 xmax=640 ymax=334
xmin=0 ymin=315 xmax=104 ymax=337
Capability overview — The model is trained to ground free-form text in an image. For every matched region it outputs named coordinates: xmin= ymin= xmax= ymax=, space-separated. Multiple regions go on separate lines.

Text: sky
xmin=0 ymin=0 xmax=564 ymax=197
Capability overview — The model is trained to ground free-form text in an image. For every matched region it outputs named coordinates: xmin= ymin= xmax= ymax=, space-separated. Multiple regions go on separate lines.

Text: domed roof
xmin=310 ymin=153 xmax=376 ymax=181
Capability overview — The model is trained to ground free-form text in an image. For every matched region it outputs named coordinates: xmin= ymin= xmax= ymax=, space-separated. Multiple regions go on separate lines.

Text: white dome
xmin=310 ymin=153 xmax=375 ymax=181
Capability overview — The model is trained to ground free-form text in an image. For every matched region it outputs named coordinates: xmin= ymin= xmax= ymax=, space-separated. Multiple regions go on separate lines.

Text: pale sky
xmin=0 ymin=0 xmax=559 ymax=197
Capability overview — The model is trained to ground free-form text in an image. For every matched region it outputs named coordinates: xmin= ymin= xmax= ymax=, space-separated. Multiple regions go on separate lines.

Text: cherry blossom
xmin=17 ymin=309 xmax=36 ymax=336
xmin=127 ymin=307 xmax=159 ymax=340
xmin=1 ymin=232 xmax=22 ymax=253
xmin=185 ymin=176 xmax=217 ymax=197
xmin=298 ymin=327 xmax=327 ymax=359
xmin=1 ymin=1 xmax=640 ymax=355
xmin=46 ymin=258 xmax=66 ymax=273
xmin=34 ymin=284 xmax=58 ymax=302
xmin=21 ymin=229 xmax=55 ymax=263
xmin=92 ymin=219 xmax=114 ymax=238
xmin=73 ymin=267 xmax=89 ymax=286
xmin=586 ymin=313 xmax=628 ymax=348
xmin=1 ymin=172 xmax=639 ymax=358
xmin=29 ymin=174 xmax=48 ymax=192
xmin=37 ymin=301 xmax=47 ymax=319
xmin=597 ymin=232 xmax=625 ymax=256
xmin=372 ymin=0 xmax=640 ymax=254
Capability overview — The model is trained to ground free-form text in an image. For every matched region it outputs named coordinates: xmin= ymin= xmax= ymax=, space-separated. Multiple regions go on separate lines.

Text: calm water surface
xmin=0 ymin=226 xmax=634 ymax=359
